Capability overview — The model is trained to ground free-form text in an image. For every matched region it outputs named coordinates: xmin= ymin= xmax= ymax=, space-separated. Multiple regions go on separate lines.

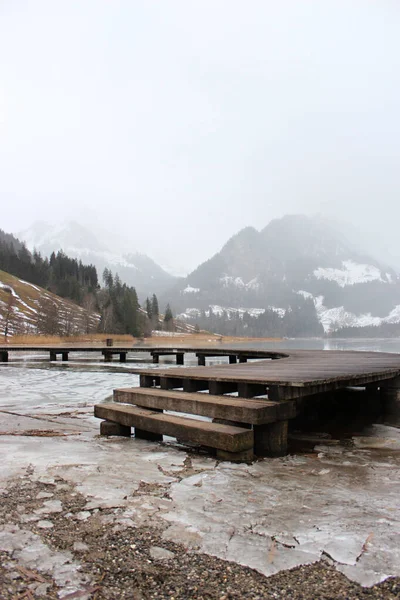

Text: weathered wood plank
xmin=136 ymin=363 xmax=400 ymax=390
xmin=95 ymin=403 xmax=254 ymax=452
xmin=114 ymin=387 xmax=294 ymax=424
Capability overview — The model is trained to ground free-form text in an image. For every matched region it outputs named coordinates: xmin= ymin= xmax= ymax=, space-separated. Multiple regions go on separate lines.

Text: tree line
xmin=0 ymin=231 xmax=175 ymax=338
xmin=185 ymin=297 xmax=323 ymax=338
xmin=0 ymin=234 xmax=98 ymax=302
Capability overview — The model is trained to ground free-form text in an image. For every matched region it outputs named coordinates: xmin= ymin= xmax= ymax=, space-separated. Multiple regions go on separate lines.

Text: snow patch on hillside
xmin=297 ymin=290 xmax=400 ymax=332
xmin=209 ymin=305 xmax=266 ymax=318
xmin=0 ymin=282 xmax=18 ymax=297
xmin=178 ymin=305 xmax=286 ymax=321
xmin=314 ymin=260 xmax=386 ymax=287
xmin=178 ymin=308 xmax=202 ymax=319
xmin=220 ymin=275 xmax=260 ymax=290
xmin=297 ymin=290 xmax=313 ymax=300
xmin=268 ymin=306 xmax=286 ymax=318
xmin=183 ymin=285 xmax=200 ymax=294
xmin=0 ymin=277 xmax=100 ymax=337
xmin=19 ymin=280 xmax=41 ymax=292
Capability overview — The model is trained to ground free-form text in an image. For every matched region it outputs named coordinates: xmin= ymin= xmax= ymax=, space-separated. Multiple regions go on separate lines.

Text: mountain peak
xmin=168 ymin=214 xmax=400 ymax=335
xmin=18 ymin=221 xmax=177 ymax=298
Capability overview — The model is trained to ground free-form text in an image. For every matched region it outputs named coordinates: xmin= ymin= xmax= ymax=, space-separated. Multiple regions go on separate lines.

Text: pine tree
xmin=151 ymin=294 xmax=159 ymax=321
xmin=145 ymin=297 xmax=152 ymax=320
xmin=163 ymin=304 xmax=174 ymax=331
xmin=102 ymin=268 xmax=114 ymax=290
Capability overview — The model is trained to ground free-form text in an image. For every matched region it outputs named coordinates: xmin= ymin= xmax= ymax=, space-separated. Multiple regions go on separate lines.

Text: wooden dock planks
xmin=135 ymin=350 xmax=400 ymax=389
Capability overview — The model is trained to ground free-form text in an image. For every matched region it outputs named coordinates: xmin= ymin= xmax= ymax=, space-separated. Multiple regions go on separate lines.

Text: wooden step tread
xmin=95 ymin=403 xmax=254 ymax=452
xmin=113 ymin=387 xmax=295 ymax=424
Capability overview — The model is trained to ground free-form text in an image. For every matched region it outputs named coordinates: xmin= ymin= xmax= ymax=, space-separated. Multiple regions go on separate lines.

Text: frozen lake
xmin=0 ymin=339 xmax=400 ymax=590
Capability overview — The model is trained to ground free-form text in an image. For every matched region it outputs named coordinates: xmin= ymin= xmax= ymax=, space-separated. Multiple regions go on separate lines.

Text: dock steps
xmin=95 ymin=402 xmax=254 ymax=458
xmin=113 ymin=387 xmax=295 ymax=424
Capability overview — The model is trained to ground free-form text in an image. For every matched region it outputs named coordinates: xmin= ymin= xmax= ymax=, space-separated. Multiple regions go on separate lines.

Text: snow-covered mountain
xmin=168 ymin=215 xmax=400 ymax=335
xmin=19 ymin=221 xmax=178 ymax=299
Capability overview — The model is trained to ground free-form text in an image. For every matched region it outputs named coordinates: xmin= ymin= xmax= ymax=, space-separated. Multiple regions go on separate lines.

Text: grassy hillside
xmin=0 ymin=269 xmax=100 ymax=338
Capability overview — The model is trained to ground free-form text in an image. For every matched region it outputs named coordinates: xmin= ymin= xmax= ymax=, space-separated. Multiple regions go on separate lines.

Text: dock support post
xmin=229 ymin=355 xmax=237 ymax=364
xmin=0 ymin=351 xmax=8 ymax=363
xmin=197 ymin=354 xmax=206 ymax=366
xmin=140 ymin=374 xmax=160 ymax=388
xmin=50 ymin=351 xmax=57 ymax=362
xmin=365 ymin=383 xmax=381 ymax=414
xmin=135 ymin=428 xmax=163 ymax=441
xmin=254 ymin=421 xmax=288 ymax=457
xmin=135 ymin=408 xmax=163 ymax=441
xmin=176 ymin=353 xmax=184 ymax=365
xmin=100 ymin=420 xmax=131 ymax=437
xmin=381 ymin=376 xmax=400 ymax=422
xmin=238 ymin=382 xmax=266 ymax=398
xmin=103 ymin=351 xmax=113 ymax=362
xmin=209 ymin=381 xmax=238 ymax=395
xmin=119 ymin=352 xmax=127 ymax=363
xmin=183 ymin=379 xmax=208 ymax=392
xmin=160 ymin=377 xmax=183 ymax=390
xmin=62 ymin=352 xmax=69 ymax=362
xmin=152 ymin=353 xmax=159 ymax=364
xmin=238 ymin=356 xmax=247 ymax=363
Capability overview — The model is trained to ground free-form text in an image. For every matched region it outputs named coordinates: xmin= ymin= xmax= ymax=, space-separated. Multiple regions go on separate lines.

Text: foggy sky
xmin=1 ymin=1 xmax=400 ymax=274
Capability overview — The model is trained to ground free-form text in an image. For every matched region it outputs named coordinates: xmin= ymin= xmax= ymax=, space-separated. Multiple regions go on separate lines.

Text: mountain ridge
xmin=19 ymin=221 xmax=178 ymax=300
xmin=167 ymin=215 xmax=400 ymax=335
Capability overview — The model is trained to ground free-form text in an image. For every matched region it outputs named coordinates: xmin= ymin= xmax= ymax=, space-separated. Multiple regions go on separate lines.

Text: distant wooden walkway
xmin=92 ymin=347 xmax=400 ymax=462
xmin=0 ymin=344 xmax=283 ymax=364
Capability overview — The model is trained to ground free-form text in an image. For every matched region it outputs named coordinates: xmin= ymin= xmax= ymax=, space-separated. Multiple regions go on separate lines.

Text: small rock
xmin=34 ymin=500 xmax=63 ymax=515
xmin=20 ymin=514 xmax=40 ymax=523
xmin=35 ymin=583 xmax=50 ymax=597
xmin=73 ymin=541 xmax=89 ymax=552
xmin=36 ymin=491 xmax=54 ymax=499
xmin=37 ymin=477 xmax=55 ymax=484
xmin=76 ymin=511 xmax=91 ymax=521
xmin=318 ymin=469 xmax=331 ymax=475
xmin=149 ymin=546 xmax=175 ymax=561
xmin=37 ymin=520 xmax=54 ymax=529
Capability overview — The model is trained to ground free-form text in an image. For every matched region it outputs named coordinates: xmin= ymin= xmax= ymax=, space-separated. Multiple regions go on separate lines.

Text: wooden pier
xmin=2 ymin=343 xmax=399 ymax=460
xmin=94 ymin=347 xmax=400 ymax=462
xmin=0 ymin=344 xmax=281 ymax=364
